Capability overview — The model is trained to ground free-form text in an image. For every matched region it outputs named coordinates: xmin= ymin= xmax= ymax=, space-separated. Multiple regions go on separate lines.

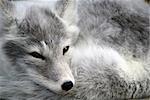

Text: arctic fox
xmin=0 ymin=0 xmax=78 ymax=98
xmin=0 ymin=0 xmax=150 ymax=100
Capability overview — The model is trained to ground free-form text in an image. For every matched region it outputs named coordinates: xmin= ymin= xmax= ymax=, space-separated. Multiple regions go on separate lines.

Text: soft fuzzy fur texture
xmin=0 ymin=0 xmax=150 ymax=100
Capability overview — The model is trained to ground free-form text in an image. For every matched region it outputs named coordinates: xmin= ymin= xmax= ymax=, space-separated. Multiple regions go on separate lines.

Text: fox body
xmin=0 ymin=0 xmax=150 ymax=100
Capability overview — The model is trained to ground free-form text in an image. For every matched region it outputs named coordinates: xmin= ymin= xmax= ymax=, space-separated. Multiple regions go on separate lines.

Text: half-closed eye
xmin=29 ymin=52 xmax=45 ymax=60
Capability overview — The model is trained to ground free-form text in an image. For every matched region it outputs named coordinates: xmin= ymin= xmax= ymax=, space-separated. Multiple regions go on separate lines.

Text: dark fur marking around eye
xmin=29 ymin=52 xmax=45 ymax=60
xmin=63 ymin=46 xmax=69 ymax=55
xmin=3 ymin=41 xmax=27 ymax=63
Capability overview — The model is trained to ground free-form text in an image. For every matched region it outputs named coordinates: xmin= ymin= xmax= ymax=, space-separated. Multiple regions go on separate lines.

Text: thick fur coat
xmin=0 ymin=0 xmax=150 ymax=100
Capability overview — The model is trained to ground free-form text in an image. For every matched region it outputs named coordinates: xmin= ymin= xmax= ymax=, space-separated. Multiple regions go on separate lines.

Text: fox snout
xmin=57 ymin=63 xmax=75 ymax=92
xmin=26 ymin=60 xmax=75 ymax=93
xmin=58 ymin=71 xmax=75 ymax=92
xmin=50 ymin=71 xmax=75 ymax=92
xmin=61 ymin=81 xmax=74 ymax=91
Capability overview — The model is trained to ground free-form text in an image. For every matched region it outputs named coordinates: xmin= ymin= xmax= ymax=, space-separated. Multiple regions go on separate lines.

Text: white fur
xmin=72 ymin=41 xmax=148 ymax=82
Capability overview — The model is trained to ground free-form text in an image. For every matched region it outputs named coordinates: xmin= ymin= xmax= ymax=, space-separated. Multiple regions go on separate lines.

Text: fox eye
xmin=63 ymin=46 xmax=70 ymax=55
xmin=29 ymin=52 xmax=45 ymax=60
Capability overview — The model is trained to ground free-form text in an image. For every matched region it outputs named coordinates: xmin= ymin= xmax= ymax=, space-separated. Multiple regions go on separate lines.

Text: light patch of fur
xmin=72 ymin=42 xmax=130 ymax=79
xmin=62 ymin=0 xmax=78 ymax=25
xmin=13 ymin=0 xmax=57 ymax=21
xmin=41 ymin=41 xmax=52 ymax=56
xmin=123 ymin=59 xmax=147 ymax=81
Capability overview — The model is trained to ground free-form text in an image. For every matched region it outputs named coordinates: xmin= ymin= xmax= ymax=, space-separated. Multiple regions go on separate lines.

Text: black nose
xmin=61 ymin=81 xmax=73 ymax=91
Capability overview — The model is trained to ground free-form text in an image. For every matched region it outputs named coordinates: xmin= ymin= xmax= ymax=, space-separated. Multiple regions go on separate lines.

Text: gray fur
xmin=0 ymin=0 xmax=150 ymax=100
xmin=77 ymin=0 xmax=150 ymax=59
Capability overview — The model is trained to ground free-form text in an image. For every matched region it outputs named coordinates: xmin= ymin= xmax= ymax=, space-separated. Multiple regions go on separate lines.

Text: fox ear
xmin=0 ymin=0 xmax=14 ymax=16
xmin=0 ymin=0 xmax=16 ymax=32
xmin=55 ymin=0 xmax=78 ymax=25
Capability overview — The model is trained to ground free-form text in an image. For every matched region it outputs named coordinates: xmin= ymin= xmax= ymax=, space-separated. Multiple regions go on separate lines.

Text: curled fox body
xmin=0 ymin=0 xmax=149 ymax=100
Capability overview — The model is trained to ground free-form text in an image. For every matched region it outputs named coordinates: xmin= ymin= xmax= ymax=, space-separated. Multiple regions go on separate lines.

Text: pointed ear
xmin=0 ymin=0 xmax=13 ymax=15
xmin=0 ymin=0 xmax=16 ymax=32
xmin=54 ymin=0 xmax=78 ymax=25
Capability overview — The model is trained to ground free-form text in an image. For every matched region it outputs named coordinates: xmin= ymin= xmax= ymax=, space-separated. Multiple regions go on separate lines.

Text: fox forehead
xmin=18 ymin=6 xmax=68 ymax=43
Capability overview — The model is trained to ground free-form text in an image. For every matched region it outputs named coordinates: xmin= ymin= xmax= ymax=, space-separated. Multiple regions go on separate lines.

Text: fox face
xmin=1 ymin=0 xmax=79 ymax=94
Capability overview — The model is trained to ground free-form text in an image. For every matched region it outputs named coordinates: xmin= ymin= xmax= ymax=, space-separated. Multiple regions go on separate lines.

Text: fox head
xmin=1 ymin=0 xmax=79 ymax=94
